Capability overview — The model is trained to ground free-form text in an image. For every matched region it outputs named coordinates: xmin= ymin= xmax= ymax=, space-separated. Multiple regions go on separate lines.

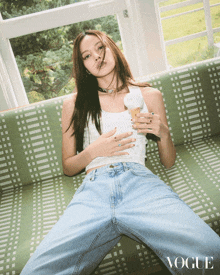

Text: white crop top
xmin=83 ymin=86 xmax=149 ymax=171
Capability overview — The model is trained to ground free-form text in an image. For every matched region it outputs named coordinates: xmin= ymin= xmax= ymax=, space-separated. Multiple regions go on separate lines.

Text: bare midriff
xmin=86 ymin=164 xmax=107 ymax=174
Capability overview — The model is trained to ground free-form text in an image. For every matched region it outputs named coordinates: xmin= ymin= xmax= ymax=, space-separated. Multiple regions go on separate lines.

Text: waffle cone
xmin=130 ymin=107 xmax=140 ymax=125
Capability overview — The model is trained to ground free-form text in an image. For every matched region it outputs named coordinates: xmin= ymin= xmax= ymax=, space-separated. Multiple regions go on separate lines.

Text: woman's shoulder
xmin=62 ymin=92 xmax=77 ymax=110
xmin=140 ymin=86 xmax=162 ymax=100
xmin=139 ymin=86 xmax=163 ymax=113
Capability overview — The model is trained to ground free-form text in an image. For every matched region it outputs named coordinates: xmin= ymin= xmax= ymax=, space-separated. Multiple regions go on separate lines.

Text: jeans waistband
xmin=85 ymin=162 xmax=145 ymax=181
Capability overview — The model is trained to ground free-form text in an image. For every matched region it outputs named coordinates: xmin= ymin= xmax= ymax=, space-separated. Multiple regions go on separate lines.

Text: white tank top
xmin=83 ymin=86 xmax=149 ymax=171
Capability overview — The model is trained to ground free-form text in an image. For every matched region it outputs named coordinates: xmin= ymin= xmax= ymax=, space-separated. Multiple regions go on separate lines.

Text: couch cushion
xmin=1 ymin=135 xmax=219 ymax=275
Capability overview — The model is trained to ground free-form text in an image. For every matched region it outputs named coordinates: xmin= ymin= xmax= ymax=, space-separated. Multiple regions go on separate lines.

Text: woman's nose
xmin=95 ymin=54 xmax=101 ymax=61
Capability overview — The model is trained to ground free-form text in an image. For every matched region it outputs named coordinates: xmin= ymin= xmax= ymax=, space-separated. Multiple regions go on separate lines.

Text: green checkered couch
xmin=0 ymin=57 xmax=220 ymax=275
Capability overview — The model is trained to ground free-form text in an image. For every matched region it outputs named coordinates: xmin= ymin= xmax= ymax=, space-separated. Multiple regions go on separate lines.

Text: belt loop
xmin=90 ymin=169 xmax=96 ymax=181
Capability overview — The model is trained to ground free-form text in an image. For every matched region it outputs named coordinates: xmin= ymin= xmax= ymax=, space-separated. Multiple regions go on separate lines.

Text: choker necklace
xmin=98 ymin=87 xmax=114 ymax=93
xmin=98 ymin=84 xmax=125 ymax=94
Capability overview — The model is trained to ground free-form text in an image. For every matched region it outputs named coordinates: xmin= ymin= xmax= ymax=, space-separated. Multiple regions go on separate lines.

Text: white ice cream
xmin=124 ymin=92 xmax=144 ymax=110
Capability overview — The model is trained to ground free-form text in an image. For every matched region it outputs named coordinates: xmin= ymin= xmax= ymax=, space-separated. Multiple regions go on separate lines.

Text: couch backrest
xmin=143 ymin=57 xmax=220 ymax=152
xmin=0 ymin=96 xmax=65 ymax=191
xmin=0 ymin=58 xmax=220 ymax=190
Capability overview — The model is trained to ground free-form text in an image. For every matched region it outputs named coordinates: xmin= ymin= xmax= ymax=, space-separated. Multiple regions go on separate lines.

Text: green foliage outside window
xmin=0 ymin=0 xmax=121 ymax=103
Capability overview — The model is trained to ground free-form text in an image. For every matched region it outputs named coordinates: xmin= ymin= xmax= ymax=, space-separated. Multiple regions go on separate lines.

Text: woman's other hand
xmin=131 ymin=112 xmax=168 ymax=139
xmin=87 ymin=128 xmax=135 ymax=160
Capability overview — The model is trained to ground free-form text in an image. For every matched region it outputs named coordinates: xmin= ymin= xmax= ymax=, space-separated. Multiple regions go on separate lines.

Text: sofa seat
xmin=0 ymin=135 xmax=219 ymax=275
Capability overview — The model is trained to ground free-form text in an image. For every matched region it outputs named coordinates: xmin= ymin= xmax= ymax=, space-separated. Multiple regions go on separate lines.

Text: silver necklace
xmin=97 ymin=87 xmax=114 ymax=93
xmin=98 ymin=84 xmax=125 ymax=94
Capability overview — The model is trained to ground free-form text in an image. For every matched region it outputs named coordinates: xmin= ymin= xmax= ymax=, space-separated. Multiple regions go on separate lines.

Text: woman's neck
xmin=97 ymin=73 xmax=122 ymax=90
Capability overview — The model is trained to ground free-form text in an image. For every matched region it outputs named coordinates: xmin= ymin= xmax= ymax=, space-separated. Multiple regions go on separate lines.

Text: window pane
xmin=166 ymin=36 xmax=212 ymax=68
xmin=160 ymin=0 xmax=220 ymax=68
xmin=10 ymin=16 xmax=122 ymax=103
xmin=162 ymin=10 xmax=206 ymax=41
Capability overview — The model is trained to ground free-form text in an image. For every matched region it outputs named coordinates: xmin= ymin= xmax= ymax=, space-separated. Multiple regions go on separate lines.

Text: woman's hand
xmin=132 ymin=112 xmax=169 ymax=139
xmin=87 ymin=128 xmax=135 ymax=160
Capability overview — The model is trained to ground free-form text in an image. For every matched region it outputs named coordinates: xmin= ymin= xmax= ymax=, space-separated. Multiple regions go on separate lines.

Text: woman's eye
xmin=98 ymin=45 xmax=104 ymax=51
xmin=83 ymin=54 xmax=90 ymax=60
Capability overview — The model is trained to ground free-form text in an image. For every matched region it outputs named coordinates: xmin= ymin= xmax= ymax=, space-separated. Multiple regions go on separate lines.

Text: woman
xmin=21 ymin=30 xmax=220 ymax=275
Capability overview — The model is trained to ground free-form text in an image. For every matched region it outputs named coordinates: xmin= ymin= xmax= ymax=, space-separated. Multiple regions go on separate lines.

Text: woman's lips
xmin=96 ymin=60 xmax=106 ymax=70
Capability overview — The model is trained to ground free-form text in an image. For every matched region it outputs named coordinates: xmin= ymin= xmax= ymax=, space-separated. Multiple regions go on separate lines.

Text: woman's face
xmin=80 ymin=35 xmax=116 ymax=78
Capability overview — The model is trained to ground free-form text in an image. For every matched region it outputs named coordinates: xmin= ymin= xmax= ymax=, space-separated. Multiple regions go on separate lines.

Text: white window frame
xmin=158 ymin=0 xmax=220 ymax=47
xmin=0 ymin=0 xmax=168 ymax=111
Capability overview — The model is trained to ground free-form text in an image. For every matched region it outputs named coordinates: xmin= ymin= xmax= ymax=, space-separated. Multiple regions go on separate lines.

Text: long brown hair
xmin=69 ymin=30 xmax=150 ymax=153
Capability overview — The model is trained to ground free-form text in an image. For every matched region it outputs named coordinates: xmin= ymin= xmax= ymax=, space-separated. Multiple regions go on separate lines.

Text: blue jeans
xmin=21 ymin=162 xmax=220 ymax=275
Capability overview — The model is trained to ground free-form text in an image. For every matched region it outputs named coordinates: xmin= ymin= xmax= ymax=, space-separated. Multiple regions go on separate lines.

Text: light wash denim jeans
xmin=21 ymin=162 xmax=220 ymax=275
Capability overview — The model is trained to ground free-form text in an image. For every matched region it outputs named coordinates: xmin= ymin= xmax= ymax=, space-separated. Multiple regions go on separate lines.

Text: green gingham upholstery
xmin=0 ymin=58 xmax=220 ymax=275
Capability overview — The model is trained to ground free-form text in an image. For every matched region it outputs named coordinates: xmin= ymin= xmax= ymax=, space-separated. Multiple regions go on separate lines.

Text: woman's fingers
xmin=133 ymin=123 xmax=151 ymax=129
xmin=132 ymin=112 xmax=162 ymax=138
xmin=113 ymin=143 xmax=135 ymax=155
xmin=100 ymin=129 xmax=136 ymax=156
xmin=136 ymin=112 xmax=154 ymax=119
xmin=132 ymin=113 xmax=155 ymax=126
xmin=112 ymin=132 xmax=136 ymax=155
xmin=115 ymin=138 xmax=136 ymax=150
xmin=113 ymin=151 xmax=129 ymax=156
xmin=113 ymin=131 xmax=133 ymax=143
xmin=132 ymin=118 xmax=152 ymax=124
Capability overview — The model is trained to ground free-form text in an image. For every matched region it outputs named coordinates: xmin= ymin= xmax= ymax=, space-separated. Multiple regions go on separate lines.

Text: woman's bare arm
xmin=62 ymin=94 xmax=93 ymax=176
xmin=135 ymin=88 xmax=176 ymax=168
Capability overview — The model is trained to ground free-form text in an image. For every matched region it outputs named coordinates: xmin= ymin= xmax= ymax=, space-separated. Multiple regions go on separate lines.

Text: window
xmin=1 ymin=0 xmax=219 ymax=111
xmin=0 ymin=0 xmax=130 ymax=110
xmin=10 ymin=16 xmax=121 ymax=103
xmin=158 ymin=0 xmax=220 ymax=68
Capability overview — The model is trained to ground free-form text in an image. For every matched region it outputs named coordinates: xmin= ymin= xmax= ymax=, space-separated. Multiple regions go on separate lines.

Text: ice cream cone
xmin=130 ymin=107 xmax=140 ymax=125
xmin=124 ymin=91 xmax=144 ymax=126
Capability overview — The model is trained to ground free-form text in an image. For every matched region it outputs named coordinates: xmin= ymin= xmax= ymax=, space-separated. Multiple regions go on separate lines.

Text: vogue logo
xmin=166 ymin=257 xmax=214 ymax=269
